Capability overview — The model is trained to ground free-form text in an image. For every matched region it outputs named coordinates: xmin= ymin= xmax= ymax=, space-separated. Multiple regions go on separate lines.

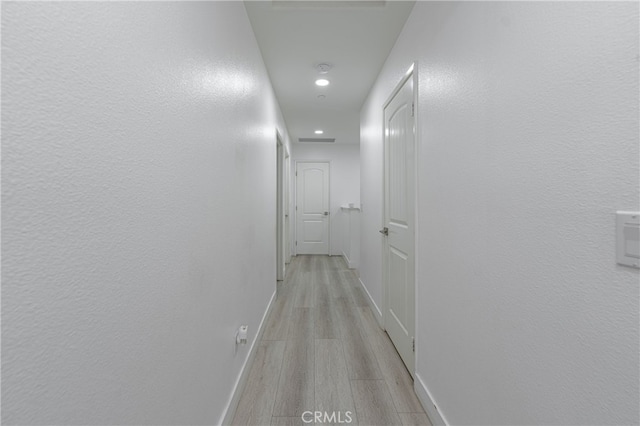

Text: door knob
xmin=324 ymin=211 xmax=329 ymax=216
xmin=379 ymin=227 xmax=389 ymax=236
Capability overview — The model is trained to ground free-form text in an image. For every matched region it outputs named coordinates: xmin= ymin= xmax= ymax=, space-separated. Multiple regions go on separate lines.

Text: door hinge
xmin=412 ymin=337 xmax=415 ymax=352
xmin=411 ymin=103 xmax=415 ymax=117
xmin=295 ymin=171 xmax=297 ymax=176
xmin=295 ymin=241 xmax=297 ymax=246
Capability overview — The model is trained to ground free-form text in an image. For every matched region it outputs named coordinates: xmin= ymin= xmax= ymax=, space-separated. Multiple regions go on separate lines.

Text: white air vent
xmin=298 ymin=137 xmax=336 ymax=143
xmin=273 ymin=1 xmax=385 ymax=8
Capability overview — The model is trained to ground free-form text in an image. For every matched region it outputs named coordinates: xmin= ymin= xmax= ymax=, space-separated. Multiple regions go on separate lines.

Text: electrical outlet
xmin=236 ymin=325 xmax=248 ymax=345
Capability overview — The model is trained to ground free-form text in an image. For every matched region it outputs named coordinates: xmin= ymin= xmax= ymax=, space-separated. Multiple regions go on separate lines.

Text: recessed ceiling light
xmin=315 ymin=79 xmax=330 ymax=87
xmin=314 ymin=130 xmax=324 ymax=134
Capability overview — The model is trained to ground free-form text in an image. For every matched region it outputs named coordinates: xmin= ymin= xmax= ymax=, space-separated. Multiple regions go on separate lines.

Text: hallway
xmin=232 ymin=255 xmax=430 ymax=426
xmin=3 ymin=2 xmax=638 ymax=425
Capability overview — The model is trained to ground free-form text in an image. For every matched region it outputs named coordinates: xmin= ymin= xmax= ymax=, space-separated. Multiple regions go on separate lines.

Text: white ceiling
xmin=244 ymin=1 xmax=415 ymax=145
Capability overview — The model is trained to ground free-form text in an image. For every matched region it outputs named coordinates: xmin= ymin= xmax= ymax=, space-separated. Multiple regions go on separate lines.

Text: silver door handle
xmin=379 ymin=227 xmax=388 ymax=236
xmin=324 ymin=211 xmax=329 ymax=216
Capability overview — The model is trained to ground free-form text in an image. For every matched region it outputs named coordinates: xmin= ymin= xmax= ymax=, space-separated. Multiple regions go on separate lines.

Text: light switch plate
xmin=616 ymin=211 xmax=640 ymax=269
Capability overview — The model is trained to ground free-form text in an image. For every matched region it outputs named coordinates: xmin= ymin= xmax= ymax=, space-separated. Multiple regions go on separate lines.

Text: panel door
xmin=383 ymin=74 xmax=415 ymax=376
xmin=296 ymin=162 xmax=329 ymax=255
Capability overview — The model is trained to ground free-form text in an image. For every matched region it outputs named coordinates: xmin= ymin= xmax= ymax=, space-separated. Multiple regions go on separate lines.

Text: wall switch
xmin=616 ymin=211 xmax=640 ymax=269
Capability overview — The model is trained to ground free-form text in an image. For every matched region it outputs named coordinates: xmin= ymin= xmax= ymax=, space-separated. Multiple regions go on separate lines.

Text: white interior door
xmin=296 ymin=162 xmax=329 ymax=255
xmin=284 ymin=151 xmax=291 ymax=264
xmin=276 ymin=137 xmax=284 ymax=281
xmin=382 ymin=71 xmax=415 ymax=376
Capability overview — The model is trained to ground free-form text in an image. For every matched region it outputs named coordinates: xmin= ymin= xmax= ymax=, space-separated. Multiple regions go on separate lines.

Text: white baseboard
xmin=358 ymin=277 xmax=382 ymax=326
xmin=414 ymin=372 xmax=449 ymax=426
xmin=219 ymin=290 xmax=277 ymax=426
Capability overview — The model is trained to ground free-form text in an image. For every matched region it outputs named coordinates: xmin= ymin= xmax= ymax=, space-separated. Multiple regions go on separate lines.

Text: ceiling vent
xmin=298 ymin=137 xmax=336 ymax=143
xmin=273 ymin=1 xmax=386 ymax=8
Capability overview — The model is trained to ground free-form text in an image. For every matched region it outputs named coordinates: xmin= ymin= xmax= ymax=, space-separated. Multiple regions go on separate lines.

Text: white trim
xmin=382 ymin=63 xmax=415 ymax=111
xmin=219 ymin=290 xmax=277 ymax=426
xmin=414 ymin=372 xmax=449 ymax=426
xmin=411 ymin=59 xmax=422 ymax=382
xmin=359 ymin=277 xmax=383 ymax=326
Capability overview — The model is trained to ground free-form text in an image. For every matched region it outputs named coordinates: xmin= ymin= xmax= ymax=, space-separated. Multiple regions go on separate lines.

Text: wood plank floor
xmin=232 ymin=255 xmax=431 ymax=426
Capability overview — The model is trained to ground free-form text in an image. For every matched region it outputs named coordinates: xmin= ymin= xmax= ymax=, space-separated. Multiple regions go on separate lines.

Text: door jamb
xmin=284 ymin=148 xmax=291 ymax=265
xmin=276 ymin=133 xmax=285 ymax=281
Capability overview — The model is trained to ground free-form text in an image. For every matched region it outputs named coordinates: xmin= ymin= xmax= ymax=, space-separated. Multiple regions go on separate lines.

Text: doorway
xmin=382 ymin=65 xmax=416 ymax=376
xmin=284 ymin=150 xmax=291 ymax=265
xmin=276 ymin=134 xmax=285 ymax=281
xmin=295 ymin=161 xmax=330 ymax=255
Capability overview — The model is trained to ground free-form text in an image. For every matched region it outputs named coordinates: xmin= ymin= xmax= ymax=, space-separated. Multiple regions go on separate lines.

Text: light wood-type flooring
xmin=231 ymin=255 xmax=431 ymax=426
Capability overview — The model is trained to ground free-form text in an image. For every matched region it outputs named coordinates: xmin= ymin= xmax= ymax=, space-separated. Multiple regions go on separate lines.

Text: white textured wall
xmin=291 ymin=144 xmax=360 ymax=257
xmin=360 ymin=2 xmax=639 ymax=424
xmin=2 ymin=2 xmax=289 ymax=424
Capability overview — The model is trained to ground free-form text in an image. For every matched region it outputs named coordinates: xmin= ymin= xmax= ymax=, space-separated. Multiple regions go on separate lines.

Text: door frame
xmin=381 ymin=63 xmax=419 ymax=374
xmin=284 ymin=148 xmax=291 ymax=265
xmin=276 ymin=133 xmax=285 ymax=281
xmin=294 ymin=160 xmax=331 ymax=256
